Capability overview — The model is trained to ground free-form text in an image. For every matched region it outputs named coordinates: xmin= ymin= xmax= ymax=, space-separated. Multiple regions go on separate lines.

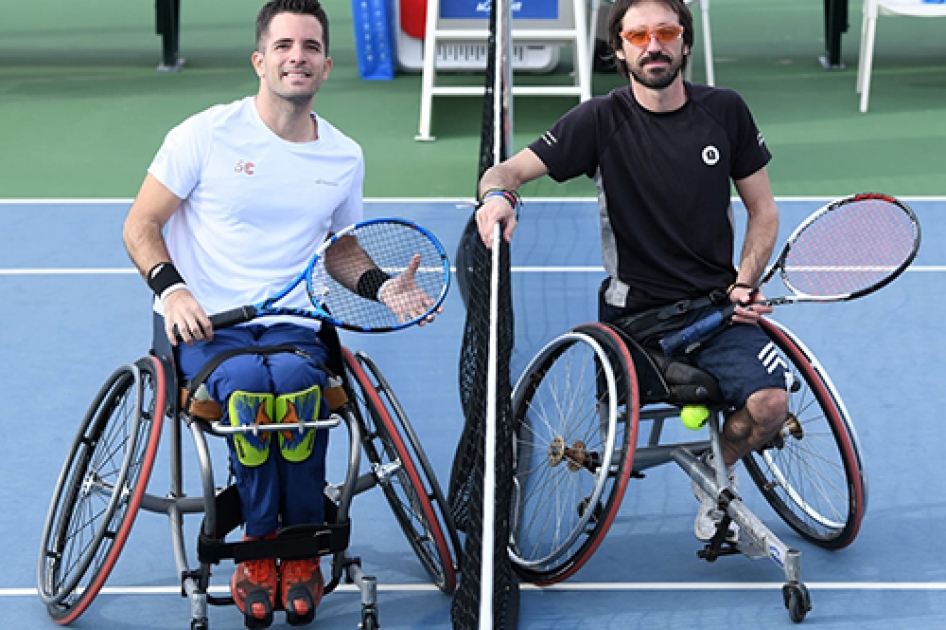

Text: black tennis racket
xmin=203 ymin=217 xmax=450 ymax=334
xmin=660 ymin=193 xmax=921 ymax=355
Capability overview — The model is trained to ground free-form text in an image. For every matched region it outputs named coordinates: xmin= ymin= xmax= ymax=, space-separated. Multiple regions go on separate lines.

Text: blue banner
xmin=440 ymin=0 xmax=558 ymax=20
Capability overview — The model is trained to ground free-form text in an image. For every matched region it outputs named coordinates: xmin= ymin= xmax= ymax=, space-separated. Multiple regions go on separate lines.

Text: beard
xmin=629 ymin=52 xmax=684 ymax=89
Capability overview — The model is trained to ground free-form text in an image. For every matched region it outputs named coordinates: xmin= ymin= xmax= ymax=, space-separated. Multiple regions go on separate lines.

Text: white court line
xmin=0 ymin=268 xmax=138 ymax=275
xmin=7 ymin=582 xmax=946 ymax=597
xmin=1 ymin=267 xmax=945 ymax=276
xmin=2 ymin=196 xmax=946 ymax=205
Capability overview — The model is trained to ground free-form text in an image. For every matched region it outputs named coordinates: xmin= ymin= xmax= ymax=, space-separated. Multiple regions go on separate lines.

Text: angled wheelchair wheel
xmin=37 ymin=356 xmax=166 ymax=624
xmin=743 ymin=319 xmax=867 ymax=549
xmin=509 ymin=322 xmax=639 ymax=584
xmin=342 ymin=348 xmax=458 ymax=594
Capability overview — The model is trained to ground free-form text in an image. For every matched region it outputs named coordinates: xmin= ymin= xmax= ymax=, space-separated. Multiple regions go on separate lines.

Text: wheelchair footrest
xmin=697 ymin=540 xmax=741 ymax=562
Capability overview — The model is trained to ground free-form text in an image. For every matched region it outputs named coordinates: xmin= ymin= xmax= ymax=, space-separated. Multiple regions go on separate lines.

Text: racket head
xmin=776 ymin=193 xmax=920 ymax=301
xmin=306 ymin=217 xmax=451 ymax=332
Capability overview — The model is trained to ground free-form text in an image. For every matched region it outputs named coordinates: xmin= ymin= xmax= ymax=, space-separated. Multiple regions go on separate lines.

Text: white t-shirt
xmin=148 ymin=97 xmax=364 ymax=328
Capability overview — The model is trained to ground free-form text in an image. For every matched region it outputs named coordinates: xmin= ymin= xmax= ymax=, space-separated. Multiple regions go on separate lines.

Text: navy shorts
xmin=683 ymin=306 xmax=790 ymax=410
xmin=601 ymin=300 xmax=789 ymax=410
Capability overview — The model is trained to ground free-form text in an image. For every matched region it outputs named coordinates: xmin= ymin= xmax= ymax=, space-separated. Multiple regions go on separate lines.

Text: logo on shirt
xmin=541 ymin=131 xmax=558 ymax=147
xmin=235 ymin=160 xmax=255 ymax=175
xmin=757 ymin=131 xmax=766 ymax=147
xmin=702 ymin=145 xmax=720 ymax=166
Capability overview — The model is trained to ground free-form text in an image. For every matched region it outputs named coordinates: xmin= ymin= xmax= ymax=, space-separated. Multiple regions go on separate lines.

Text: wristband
xmin=147 ymin=262 xmax=185 ymax=298
xmin=356 ymin=268 xmax=392 ymax=301
xmin=376 ymin=278 xmax=394 ymax=302
xmin=479 ymin=187 xmax=522 ymax=217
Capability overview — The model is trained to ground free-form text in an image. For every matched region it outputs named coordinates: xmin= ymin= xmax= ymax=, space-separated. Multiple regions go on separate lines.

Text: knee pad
xmin=228 ymin=391 xmax=275 ymax=467
xmin=275 ymin=384 xmax=323 ymax=463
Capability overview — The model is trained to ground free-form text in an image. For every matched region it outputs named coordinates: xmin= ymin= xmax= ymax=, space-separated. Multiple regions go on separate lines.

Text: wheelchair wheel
xmin=342 ymin=348 xmax=458 ymax=594
xmin=743 ymin=319 xmax=867 ymax=549
xmin=509 ymin=322 xmax=639 ymax=584
xmin=37 ymin=356 xmax=166 ymax=624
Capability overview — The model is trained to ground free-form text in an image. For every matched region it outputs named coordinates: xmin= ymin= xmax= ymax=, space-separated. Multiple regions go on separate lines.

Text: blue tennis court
xmin=2 ymin=197 xmax=945 ymax=629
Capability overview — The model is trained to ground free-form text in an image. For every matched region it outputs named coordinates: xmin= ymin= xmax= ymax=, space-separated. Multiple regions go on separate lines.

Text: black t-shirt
xmin=529 ymin=82 xmax=771 ymax=311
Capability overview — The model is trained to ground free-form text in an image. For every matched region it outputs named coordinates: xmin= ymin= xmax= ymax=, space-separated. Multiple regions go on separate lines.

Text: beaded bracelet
xmin=479 ymin=187 xmax=522 ymax=217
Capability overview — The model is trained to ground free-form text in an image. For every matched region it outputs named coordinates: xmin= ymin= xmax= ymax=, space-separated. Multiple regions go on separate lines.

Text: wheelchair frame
xmin=36 ymin=323 xmax=459 ymax=629
xmin=507 ymin=317 xmax=867 ymax=623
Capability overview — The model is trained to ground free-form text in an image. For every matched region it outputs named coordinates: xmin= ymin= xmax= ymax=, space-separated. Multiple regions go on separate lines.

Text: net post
xmin=493 ymin=0 xmax=514 ymax=167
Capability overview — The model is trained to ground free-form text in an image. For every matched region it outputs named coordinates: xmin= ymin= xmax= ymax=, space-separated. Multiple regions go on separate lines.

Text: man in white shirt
xmin=123 ymin=1 xmax=376 ymax=626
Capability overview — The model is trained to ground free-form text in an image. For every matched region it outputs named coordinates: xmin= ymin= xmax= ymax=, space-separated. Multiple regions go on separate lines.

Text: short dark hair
xmin=607 ymin=0 xmax=693 ymax=79
xmin=256 ymin=0 xmax=330 ymax=54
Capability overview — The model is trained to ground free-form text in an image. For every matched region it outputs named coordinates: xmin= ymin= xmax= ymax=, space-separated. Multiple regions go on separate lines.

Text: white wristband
xmin=159 ymin=283 xmax=188 ymax=303
xmin=376 ymin=278 xmax=394 ymax=302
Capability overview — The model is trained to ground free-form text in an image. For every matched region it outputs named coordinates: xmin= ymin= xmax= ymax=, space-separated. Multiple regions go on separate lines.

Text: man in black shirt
xmin=475 ymin=0 xmax=789 ymax=543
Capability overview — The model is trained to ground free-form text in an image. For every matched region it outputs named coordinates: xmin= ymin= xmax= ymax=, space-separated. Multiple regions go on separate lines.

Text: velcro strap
xmin=179 ymin=389 xmax=223 ymax=420
xmin=613 ymin=292 xmax=725 ymax=346
xmin=323 ymin=384 xmax=348 ymax=411
xmin=197 ymin=486 xmax=349 ymax=564
xmin=198 ymin=523 xmax=350 ymax=565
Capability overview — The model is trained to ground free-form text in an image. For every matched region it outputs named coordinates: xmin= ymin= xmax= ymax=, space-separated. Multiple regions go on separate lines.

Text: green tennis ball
xmin=680 ymin=405 xmax=709 ymax=430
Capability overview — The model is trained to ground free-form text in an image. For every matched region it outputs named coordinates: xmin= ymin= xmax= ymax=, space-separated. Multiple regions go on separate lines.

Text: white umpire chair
xmin=856 ymin=0 xmax=946 ymax=113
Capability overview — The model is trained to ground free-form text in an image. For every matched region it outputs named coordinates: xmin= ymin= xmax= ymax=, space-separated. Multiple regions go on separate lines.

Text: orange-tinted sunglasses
xmin=619 ymin=24 xmax=684 ymax=47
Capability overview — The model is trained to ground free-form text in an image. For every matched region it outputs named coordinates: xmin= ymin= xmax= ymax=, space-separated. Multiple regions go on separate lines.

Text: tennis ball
xmin=680 ymin=405 xmax=709 ymax=430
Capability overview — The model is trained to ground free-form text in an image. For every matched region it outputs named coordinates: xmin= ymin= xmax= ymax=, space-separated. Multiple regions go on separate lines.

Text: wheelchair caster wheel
xmin=360 ymin=609 xmax=380 ymax=629
xmin=191 ymin=619 xmax=209 ymax=630
xmin=782 ymin=582 xmax=811 ymax=623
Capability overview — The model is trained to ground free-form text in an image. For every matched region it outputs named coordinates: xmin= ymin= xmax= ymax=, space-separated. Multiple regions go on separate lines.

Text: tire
xmin=508 ymin=323 xmax=639 ymax=584
xmin=37 ymin=357 xmax=166 ymax=624
xmin=342 ymin=348 xmax=458 ymax=594
xmin=743 ymin=319 xmax=867 ymax=549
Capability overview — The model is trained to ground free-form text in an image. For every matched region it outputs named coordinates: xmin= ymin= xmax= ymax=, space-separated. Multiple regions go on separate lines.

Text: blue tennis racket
xmin=203 ymin=217 xmax=450 ymax=334
xmin=659 ymin=193 xmax=921 ymax=355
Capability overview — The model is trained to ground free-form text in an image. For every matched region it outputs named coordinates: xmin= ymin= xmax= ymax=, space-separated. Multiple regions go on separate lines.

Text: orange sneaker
xmin=231 ymin=553 xmax=277 ymax=628
xmin=280 ymin=558 xmax=324 ymax=626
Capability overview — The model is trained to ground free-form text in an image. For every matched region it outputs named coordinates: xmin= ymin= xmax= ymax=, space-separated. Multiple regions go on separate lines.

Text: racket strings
xmin=781 ymin=198 xmax=918 ymax=297
xmin=309 ymin=222 xmax=447 ymax=329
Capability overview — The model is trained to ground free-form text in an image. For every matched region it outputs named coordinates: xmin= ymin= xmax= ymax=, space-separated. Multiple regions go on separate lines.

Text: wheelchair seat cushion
xmin=646 ymin=349 xmax=724 ymax=405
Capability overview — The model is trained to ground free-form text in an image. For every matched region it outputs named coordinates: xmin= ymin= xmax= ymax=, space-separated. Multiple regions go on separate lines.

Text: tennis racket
xmin=198 ymin=217 xmax=450 ymax=334
xmin=659 ymin=193 xmax=921 ymax=355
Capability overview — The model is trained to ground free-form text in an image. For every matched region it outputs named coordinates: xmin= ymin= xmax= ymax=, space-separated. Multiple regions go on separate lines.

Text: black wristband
xmin=147 ymin=262 xmax=185 ymax=298
xmin=356 ymin=268 xmax=391 ymax=301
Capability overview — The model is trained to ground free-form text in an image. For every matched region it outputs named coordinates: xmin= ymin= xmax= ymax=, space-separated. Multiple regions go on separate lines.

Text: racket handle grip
xmin=659 ymin=304 xmax=734 ymax=355
xmin=209 ymin=306 xmax=258 ymax=331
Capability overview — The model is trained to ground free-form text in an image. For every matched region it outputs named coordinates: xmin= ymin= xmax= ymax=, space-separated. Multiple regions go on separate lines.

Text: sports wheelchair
xmin=36 ymin=317 xmax=460 ymax=629
xmin=507 ymin=317 xmax=867 ymax=623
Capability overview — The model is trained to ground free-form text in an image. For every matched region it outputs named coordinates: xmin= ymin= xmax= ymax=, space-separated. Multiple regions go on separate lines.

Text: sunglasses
xmin=619 ymin=24 xmax=684 ymax=47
